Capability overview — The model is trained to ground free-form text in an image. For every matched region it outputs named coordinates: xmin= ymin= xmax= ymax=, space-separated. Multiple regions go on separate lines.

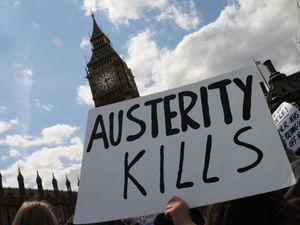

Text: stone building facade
xmin=0 ymin=169 xmax=77 ymax=225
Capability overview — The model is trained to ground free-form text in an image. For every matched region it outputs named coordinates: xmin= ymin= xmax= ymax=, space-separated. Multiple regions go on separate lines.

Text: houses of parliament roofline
xmin=0 ymin=169 xmax=78 ymax=225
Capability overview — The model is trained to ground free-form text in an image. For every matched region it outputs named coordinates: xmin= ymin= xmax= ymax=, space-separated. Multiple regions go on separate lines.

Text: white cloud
xmin=78 ymin=0 xmax=299 ymax=104
xmin=35 ymin=99 xmax=53 ymax=111
xmin=76 ymin=83 xmax=93 ymax=106
xmin=0 ymin=155 xmax=8 ymax=161
xmin=2 ymin=137 xmax=83 ymax=190
xmin=82 ymin=0 xmax=165 ymax=24
xmin=125 ymin=0 xmax=300 ymax=96
xmin=1 ymin=122 xmax=83 ymax=190
xmin=80 ymin=36 xmax=90 ymax=50
xmin=0 ymin=119 xmax=18 ymax=133
xmin=81 ymin=0 xmax=200 ymax=30
xmin=125 ymin=29 xmax=162 ymax=94
xmin=41 ymin=124 xmax=78 ymax=143
xmin=9 ymin=149 xmax=22 ymax=158
xmin=0 ymin=124 xmax=78 ymax=148
xmin=0 ymin=105 xmax=6 ymax=114
xmin=156 ymin=0 xmax=200 ymax=30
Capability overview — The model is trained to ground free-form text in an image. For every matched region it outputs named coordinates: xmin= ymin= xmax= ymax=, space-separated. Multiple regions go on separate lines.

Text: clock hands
xmin=97 ymin=70 xmax=116 ymax=91
xmin=104 ymin=77 xmax=111 ymax=88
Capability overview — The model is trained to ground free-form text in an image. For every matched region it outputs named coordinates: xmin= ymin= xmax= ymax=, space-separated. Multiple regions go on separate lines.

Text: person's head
xmin=12 ymin=201 xmax=58 ymax=225
xmin=65 ymin=215 xmax=74 ymax=225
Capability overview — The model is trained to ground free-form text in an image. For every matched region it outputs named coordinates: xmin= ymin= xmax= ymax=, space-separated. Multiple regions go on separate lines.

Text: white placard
xmin=74 ymin=66 xmax=295 ymax=224
xmin=272 ymin=102 xmax=300 ymax=151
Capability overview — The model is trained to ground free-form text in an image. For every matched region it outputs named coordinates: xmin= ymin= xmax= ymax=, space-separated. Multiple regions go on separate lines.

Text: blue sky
xmin=0 ymin=0 xmax=299 ymax=191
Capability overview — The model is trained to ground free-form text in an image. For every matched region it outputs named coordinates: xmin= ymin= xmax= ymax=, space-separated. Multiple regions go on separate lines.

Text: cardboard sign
xmin=272 ymin=102 xmax=300 ymax=152
xmin=74 ymin=66 xmax=295 ymax=224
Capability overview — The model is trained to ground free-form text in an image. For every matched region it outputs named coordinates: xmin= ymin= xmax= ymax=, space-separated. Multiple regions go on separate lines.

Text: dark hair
xmin=12 ymin=201 xmax=58 ymax=225
xmin=65 ymin=215 xmax=74 ymax=225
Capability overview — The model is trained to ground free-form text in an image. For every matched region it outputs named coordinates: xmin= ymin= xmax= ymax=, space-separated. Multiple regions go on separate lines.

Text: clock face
xmin=96 ymin=69 xmax=117 ymax=91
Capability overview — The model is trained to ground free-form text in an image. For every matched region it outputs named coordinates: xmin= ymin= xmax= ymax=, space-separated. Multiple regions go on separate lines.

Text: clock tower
xmin=86 ymin=14 xmax=139 ymax=107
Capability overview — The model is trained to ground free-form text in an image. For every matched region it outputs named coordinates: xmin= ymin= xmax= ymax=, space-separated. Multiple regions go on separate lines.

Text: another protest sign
xmin=272 ymin=102 xmax=300 ymax=152
xmin=74 ymin=66 xmax=295 ymax=224
xmin=134 ymin=214 xmax=156 ymax=225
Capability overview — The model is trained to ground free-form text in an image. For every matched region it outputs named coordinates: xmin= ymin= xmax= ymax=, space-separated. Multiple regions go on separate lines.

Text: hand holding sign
xmin=165 ymin=196 xmax=194 ymax=225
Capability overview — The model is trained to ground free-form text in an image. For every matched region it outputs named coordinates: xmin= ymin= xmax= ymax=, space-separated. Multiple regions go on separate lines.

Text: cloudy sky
xmin=0 ymin=0 xmax=299 ymax=191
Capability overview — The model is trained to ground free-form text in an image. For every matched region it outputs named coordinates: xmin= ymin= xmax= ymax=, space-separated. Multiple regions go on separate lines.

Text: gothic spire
xmin=17 ymin=167 xmax=24 ymax=185
xmin=36 ymin=170 xmax=41 ymax=181
xmin=17 ymin=167 xmax=26 ymax=198
xmin=90 ymin=13 xmax=105 ymax=41
xmin=66 ymin=175 xmax=72 ymax=192
xmin=52 ymin=173 xmax=59 ymax=199
xmin=88 ymin=13 xmax=112 ymax=53
xmin=36 ymin=170 xmax=44 ymax=198
xmin=52 ymin=172 xmax=58 ymax=188
xmin=18 ymin=166 xmax=22 ymax=176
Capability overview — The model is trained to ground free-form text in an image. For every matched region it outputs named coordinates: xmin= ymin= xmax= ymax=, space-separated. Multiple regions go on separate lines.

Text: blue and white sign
xmin=273 ymin=102 xmax=300 ymax=152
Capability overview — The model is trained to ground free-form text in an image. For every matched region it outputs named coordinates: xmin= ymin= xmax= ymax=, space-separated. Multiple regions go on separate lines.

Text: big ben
xmin=86 ymin=14 xmax=139 ymax=107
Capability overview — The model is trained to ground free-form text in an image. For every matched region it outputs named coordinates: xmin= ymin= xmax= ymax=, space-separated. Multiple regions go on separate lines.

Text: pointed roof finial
xmin=36 ymin=170 xmax=42 ymax=183
xmin=90 ymin=13 xmax=105 ymax=41
xmin=66 ymin=174 xmax=71 ymax=187
xmin=17 ymin=164 xmax=25 ymax=189
xmin=17 ymin=164 xmax=23 ymax=176
xmin=52 ymin=172 xmax=58 ymax=187
xmin=52 ymin=172 xmax=56 ymax=180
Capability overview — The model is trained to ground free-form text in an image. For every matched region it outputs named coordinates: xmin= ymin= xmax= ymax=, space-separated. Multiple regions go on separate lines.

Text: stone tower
xmin=17 ymin=167 xmax=25 ymax=199
xmin=36 ymin=171 xmax=44 ymax=198
xmin=86 ymin=14 xmax=139 ymax=107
